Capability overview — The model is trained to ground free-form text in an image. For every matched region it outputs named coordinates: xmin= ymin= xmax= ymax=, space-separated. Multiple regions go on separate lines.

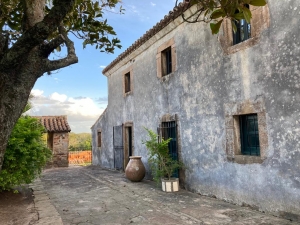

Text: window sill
xmin=225 ymin=36 xmax=259 ymax=55
xmin=124 ymin=91 xmax=132 ymax=97
xmin=160 ymin=72 xmax=175 ymax=82
xmin=228 ymin=155 xmax=264 ymax=164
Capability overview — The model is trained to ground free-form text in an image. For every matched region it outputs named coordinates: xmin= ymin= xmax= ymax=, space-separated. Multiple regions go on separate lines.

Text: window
xmin=160 ymin=121 xmax=178 ymax=171
xmin=233 ymin=19 xmax=251 ymax=45
xmin=162 ymin=47 xmax=172 ymax=76
xmin=124 ymin=72 xmax=131 ymax=93
xmin=97 ymin=131 xmax=101 ymax=148
xmin=219 ymin=4 xmax=270 ymax=54
xmin=239 ymin=114 xmax=260 ymax=156
xmin=122 ymin=66 xmax=133 ymax=96
xmin=156 ymin=38 xmax=176 ymax=78
xmin=232 ymin=5 xmax=251 ymax=45
xmin=224 ymin=100 xmax=268 ymax=164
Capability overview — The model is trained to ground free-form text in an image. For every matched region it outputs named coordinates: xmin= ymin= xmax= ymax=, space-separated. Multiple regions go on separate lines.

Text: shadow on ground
xmin=0 ymin=186 xmax=38 ymax=225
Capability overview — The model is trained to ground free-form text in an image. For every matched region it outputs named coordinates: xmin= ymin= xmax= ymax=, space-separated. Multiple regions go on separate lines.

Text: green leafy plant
xmin=143 ymin=128 xmax=184 ymax=184
xmin=0 ymin=116 xmax=52 ymax=191
xmin=178 ymin=0 xmax=267 ymax=34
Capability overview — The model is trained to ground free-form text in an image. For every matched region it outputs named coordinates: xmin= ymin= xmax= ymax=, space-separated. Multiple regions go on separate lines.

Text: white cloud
xmin=31 ymin=89 xmax=44 ymax=97
xmin=150 ymin=2 xmax=156 ymax=6
xmin=50 ymin=92 xmax=68 ymax=102
xmin=28 ymin=90 xmax=107 ymax=133
xmin=99 ymin=65 xmax=106 ymax=69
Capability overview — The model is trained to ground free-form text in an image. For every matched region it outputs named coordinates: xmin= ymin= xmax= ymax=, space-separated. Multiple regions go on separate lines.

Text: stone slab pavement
xmin=30 ymin=166 xmax=299 ymax=225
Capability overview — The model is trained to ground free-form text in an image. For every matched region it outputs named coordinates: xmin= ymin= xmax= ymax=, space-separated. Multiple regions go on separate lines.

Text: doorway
xmin=124 ymin=123 xmax=134 ymax=168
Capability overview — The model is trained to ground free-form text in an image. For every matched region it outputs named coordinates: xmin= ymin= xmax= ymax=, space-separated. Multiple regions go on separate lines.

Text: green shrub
xmin=0 ymin=116 xmax=51 ymax=191
xmin=143 ymin=128 xmax=184 ymax=184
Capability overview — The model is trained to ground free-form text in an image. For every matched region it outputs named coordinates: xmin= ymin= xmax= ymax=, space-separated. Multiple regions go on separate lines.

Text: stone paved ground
xmin=32 ymin=166 xmax=299 ymax=225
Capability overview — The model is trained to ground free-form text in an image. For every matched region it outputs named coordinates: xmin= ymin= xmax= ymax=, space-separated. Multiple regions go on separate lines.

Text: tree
xmin=68 ymin=132 xmax=92 ymax=151
xmin=0 ymin=114 xmax=51 ymax=191
xmin=0 ymin=0 xmax=122 ymax=170
xmin=177 ymin=0 xmax=267 ymax=34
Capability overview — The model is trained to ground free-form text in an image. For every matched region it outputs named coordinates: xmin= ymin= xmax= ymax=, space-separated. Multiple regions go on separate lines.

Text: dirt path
xmin=0 ymin=187 xmax=38 ymax=225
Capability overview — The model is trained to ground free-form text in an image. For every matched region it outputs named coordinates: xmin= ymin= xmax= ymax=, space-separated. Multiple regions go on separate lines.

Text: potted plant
xmin=143 ymin=128 xmax=184 ymax=192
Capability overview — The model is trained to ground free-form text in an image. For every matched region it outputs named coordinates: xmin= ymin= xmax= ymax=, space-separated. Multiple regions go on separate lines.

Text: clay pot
xmin=125 ymin=156 xmax=146 ymax=182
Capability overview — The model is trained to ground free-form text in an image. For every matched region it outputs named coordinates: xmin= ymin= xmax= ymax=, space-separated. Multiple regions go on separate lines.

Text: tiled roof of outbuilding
xmin=35 ymin=116 xmax=71 ymax=133
xmin=102 ymin=2 xmax=188 ymax=74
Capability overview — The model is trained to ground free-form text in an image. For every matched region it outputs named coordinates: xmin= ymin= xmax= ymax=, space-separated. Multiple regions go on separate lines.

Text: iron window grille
xmin=239 ymin=114 xmax=260 ymax=156
xmin=233 ymin=5 xmax=251 ymax=45
xmin=157 ymin=121 xmax=179 ymax=178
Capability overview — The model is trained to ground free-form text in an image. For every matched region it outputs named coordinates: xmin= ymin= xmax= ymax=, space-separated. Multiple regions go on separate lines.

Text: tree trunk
xmin=0 ymin=50 xmax=44 ymax=170
xmin=23 ymin=0 xmax=45 ymax=30
xmin=0 ymin=0 xmax=77 ymax=170
xmin=0 ymin=0 xmax=46 ymax=170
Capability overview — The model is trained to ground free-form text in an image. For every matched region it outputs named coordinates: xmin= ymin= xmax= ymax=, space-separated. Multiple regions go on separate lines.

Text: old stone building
xmin=37 ymin=116 xmax=71 ymax=167
xmin=92 ymin=1 xmax=300 ymax=218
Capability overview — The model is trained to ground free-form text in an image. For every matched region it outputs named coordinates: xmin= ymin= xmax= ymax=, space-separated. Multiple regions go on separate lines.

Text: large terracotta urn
xmin=125 ymin=156 xmax=146 ymax=182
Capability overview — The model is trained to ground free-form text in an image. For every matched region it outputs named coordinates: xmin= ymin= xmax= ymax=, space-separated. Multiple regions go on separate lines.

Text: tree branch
xmin=59 ymin=25 xmax=76 ymax=57
xmin=40 ymin=35 xmax=65 ymax=57
xmin=0 ymin=0 xmax=75 ymax=72
xmin=43 ymin=25 xmax=78 ymax=72
xmin=43 ymin=55 xmax=78 ymax=72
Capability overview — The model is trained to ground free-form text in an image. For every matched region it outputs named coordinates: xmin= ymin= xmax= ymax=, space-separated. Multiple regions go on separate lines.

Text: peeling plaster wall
xmin=92 ymin=0 xmax=300 ymax=217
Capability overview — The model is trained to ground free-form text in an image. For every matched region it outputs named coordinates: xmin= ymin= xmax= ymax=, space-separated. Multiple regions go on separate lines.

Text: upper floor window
xmin=122 ymin=66 xmax=133 ymax=96
xmin=233 ymin=5 xmax=251 ymax=45
xmin=156 ymin=38 xmax=176 ymax=79
xmin=162 ymin=47 xmax=172 ymax=76
xmin=219 ymin=4 xmax=270 ymax=54
xmin=233 ymin=19 xmax=251 ymax=45
xmin=124 ymin=72 xmax=131 ymax=93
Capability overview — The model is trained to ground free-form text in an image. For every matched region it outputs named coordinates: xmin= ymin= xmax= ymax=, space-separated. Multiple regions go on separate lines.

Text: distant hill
xmin=69 ymin=132 xmax=91 ymax=151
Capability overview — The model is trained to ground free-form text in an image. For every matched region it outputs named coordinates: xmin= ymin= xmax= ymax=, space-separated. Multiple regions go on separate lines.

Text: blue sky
xmin=28 ymin=0 xmax=176 ymax=133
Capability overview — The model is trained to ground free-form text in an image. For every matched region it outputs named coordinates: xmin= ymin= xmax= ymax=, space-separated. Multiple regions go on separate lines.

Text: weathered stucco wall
xmin=92 ymin=0 xmax=300 ymax=218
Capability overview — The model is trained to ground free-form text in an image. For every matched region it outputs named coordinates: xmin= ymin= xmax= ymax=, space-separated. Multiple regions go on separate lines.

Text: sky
xmin=28 ymin=0 xmax=177 ymax=133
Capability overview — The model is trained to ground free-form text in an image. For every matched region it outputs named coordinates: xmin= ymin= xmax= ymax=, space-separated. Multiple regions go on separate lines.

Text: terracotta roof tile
xmin=34 ymin=116 xmax=71 ymax=133
xmin=102 ymin=2 xmax=189 ymax=74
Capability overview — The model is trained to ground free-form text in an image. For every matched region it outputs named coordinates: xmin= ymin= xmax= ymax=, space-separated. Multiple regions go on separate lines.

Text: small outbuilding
xmin=36 ymin=115 xmax=71 ymax=167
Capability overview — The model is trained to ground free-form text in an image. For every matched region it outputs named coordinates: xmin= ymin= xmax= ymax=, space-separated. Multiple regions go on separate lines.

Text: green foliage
xmin=0 ymin=116 xmax=52 ymax=191
xmin=0 ymin=0 xmax=122 ymax=53
xmin=143 ymin=128 xmax=184 ymax=184
xmin=185 ymin=0 xmax=267 ymax=34
xmin=68 ymin=132 xmax=92 ymax=151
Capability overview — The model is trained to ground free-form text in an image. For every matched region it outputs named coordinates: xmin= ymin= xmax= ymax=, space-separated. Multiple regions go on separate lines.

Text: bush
xmin=143 ymin=128 xmax=184 ymax=184
xmin=0 ymin=116 xmax=51 ymax=191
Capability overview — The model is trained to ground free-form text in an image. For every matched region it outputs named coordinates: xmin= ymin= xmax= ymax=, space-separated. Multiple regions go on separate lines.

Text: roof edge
xmin=102 ymin=2 xmax=189 ymax=75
